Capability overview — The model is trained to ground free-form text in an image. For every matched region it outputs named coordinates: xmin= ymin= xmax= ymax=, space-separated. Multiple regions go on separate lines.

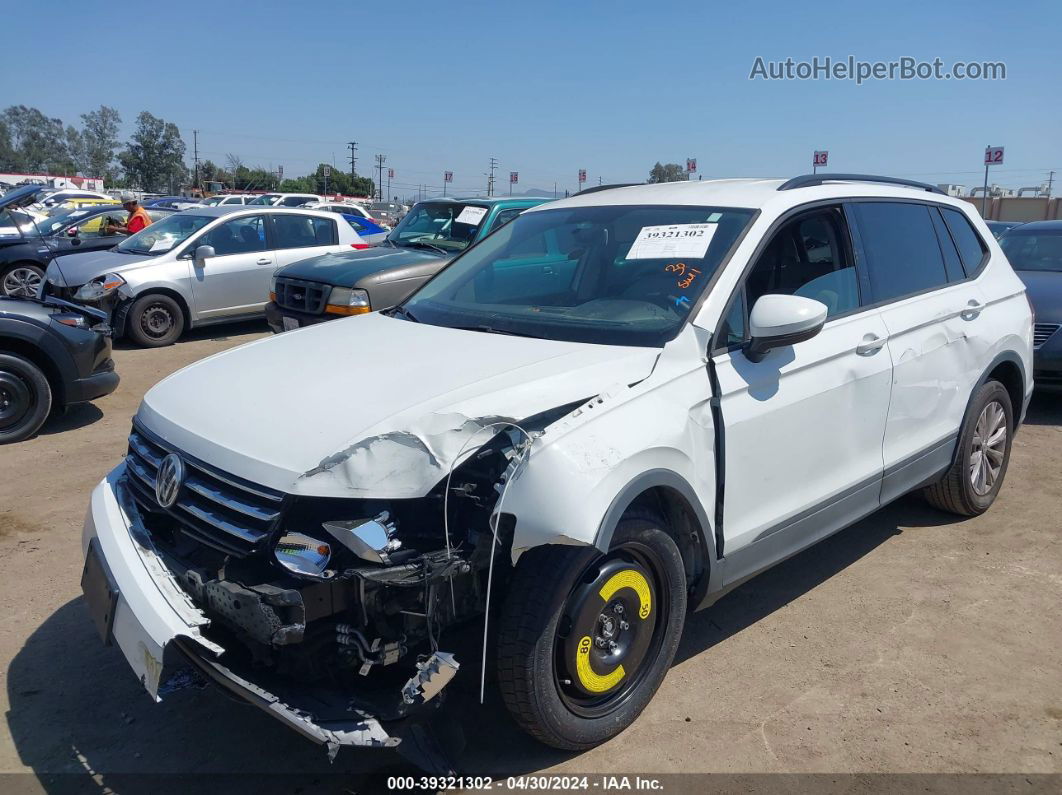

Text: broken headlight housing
xmin=74 ymin=272 xmax=125 ymax=302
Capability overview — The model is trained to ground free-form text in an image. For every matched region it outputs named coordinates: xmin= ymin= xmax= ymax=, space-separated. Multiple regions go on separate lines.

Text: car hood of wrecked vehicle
xmin=136 ymin=312 xmax=662 ymax=499
xmin=45 ymin=247 xmax=154 ymax=287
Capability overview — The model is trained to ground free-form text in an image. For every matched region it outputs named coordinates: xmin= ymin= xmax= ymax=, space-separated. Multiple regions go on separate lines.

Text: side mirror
xmin=745 ymin=294 xmax=828 ymax=362
xmin=193 ymin=245 xmax=216 ymax=267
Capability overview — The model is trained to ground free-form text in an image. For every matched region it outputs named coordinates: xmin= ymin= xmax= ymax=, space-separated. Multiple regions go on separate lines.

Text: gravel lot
xmin=0 ymin=321 xmax=1059 ymax=792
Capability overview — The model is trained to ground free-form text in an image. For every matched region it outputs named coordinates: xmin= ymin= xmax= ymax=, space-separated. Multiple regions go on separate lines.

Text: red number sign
xmin=984 ymin=147 xmax=1004 ymax=165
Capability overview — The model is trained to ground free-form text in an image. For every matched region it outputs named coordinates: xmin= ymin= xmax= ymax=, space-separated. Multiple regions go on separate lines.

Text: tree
xmin=78 ymin=105 xmax=122 ymax=181
xmin=1 ymin=105 xmax=75 ymax=173
xmin=120 ymin=111 xmax=187 ymax=192
xmin=647 ymin=162 xmax=688 ymax=183
xmin=0 ymin=119 xmax=16 ymax=170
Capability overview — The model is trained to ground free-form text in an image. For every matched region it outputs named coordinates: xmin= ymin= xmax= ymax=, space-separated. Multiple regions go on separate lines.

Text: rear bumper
xmin=80 ymin=466 xmax=398 ymax=752
xmin=264 ymin=301 xmax=339 ymax=333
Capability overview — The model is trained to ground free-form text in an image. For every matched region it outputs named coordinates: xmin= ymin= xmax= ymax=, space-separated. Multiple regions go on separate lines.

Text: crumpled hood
xmin=45 ymin=248 xmax=152 ymax=287
xmin=137 ymin=312 xmax=660 ymax=498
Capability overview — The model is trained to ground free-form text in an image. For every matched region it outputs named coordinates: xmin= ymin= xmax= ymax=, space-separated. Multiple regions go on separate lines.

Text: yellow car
xmin=47 ymin=197 xmax=120 ymax=214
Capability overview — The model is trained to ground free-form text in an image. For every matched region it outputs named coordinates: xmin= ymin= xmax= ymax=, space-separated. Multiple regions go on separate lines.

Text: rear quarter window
xmin=941 ymin=207 xmax=988 ymax=275
xmin=852 ymin=202 xmax=950 ymax=303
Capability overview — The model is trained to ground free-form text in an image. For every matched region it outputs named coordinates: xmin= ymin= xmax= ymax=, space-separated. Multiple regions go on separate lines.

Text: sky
xmin=2 ymin=0 xmax=1059 ymax=199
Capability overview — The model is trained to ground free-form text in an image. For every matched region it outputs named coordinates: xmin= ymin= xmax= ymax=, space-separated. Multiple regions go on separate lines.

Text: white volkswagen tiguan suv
xmin=80 ymin=175 xmax=1033 ymax=761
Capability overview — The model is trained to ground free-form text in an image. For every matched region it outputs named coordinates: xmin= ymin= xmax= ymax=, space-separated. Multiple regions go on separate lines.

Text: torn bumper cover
xmin=80 ymin=465 xmax=423 ymax=754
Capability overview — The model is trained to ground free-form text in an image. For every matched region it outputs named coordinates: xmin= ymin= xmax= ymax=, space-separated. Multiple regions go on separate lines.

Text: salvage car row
xmin=0 ymin=174 xmax=1057 ymax=770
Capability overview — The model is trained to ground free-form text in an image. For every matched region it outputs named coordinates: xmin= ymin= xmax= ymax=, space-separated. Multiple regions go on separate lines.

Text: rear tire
xmin=497 ymin=513 xmax=687 ymax=750
xmin=923 ymin=380 xmax=1013 ymax=516
xmin=126 ymin=293 xmax=185 ymax=347
xmin=0 ymin=353 xmax=52 ymax=444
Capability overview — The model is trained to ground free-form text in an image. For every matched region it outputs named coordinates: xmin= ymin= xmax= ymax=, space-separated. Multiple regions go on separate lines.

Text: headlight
xmin=326 ymin=287 xmax=371 ymax=316
xmin=73 ymin=273 xmax=125 ymax=302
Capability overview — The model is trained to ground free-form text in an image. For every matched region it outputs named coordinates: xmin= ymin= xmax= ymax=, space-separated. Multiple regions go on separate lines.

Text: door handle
xmin=257 ymin=258 xmax=271 ymax=265
xmin=960 ymin=299 xmax=983 ymax=321
xmin=856 ymin=333 xmax=887 ymax=356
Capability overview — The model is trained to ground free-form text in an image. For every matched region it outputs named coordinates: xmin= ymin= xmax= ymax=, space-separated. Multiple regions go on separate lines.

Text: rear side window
xmin=941 ymin=208 xmax=987 ymax=275
xmin=271 ymin=215 xmax=337 ymax=248
xmin=929 ymin=208 xmax=967 ymax=282
xmin=852 ymin=202 xmax=949 ymax=303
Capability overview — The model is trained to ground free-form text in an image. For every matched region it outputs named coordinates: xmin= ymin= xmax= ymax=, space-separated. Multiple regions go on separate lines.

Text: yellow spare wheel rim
xmin=558 ymin=555 xmax=660 ymax=714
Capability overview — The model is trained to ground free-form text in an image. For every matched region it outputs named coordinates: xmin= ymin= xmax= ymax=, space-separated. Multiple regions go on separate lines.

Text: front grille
xmin=124 ymin=424 xmax=286 ymax=557
xmin=1033 ymin=323 xmax=1059 ymax=350
xmin=274 ymin=277 xmax=330 ymax=315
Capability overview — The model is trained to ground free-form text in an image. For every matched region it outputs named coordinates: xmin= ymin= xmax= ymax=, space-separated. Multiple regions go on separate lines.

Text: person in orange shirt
xmin=105 ymin=192 xmax=153 ymax=235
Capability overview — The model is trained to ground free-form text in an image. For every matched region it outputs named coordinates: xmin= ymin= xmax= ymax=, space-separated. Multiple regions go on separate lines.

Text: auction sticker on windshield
xmin=455 ymin=206 xmax=488 ymax=226
xmin=149 ymin=237 xmax=176 ymax=252
xmin=626 ymin=223 xmax=718 ymax=260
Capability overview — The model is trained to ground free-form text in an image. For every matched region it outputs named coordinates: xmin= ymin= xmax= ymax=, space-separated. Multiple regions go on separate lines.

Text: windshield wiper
xmin=388 ymin=305 xmax=420 ymax=322
xmin=400 ymin=240 xmax=449 ymax=256
xmin=449 ymin=324 xmax=540 ymax=338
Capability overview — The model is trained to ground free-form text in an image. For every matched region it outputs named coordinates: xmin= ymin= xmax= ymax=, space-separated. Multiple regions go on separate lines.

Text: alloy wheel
xmin=969 ymin=400 xmax=1007 ymax=496
xmin=2 ymin=267 xmax=43 ymax=298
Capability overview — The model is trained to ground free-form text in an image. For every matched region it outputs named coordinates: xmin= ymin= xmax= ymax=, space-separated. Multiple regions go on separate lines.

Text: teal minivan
xmin=266 ymin=196 xmax=552 ymax=332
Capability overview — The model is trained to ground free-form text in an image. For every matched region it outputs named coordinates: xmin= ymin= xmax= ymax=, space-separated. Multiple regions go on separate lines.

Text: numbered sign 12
xmin=984 ymin=147 xmax=1004 ymax=166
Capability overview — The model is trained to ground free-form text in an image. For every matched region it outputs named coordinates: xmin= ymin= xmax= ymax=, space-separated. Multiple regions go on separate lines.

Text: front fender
xmin=502 ymin=347 xmax=717 ymax=564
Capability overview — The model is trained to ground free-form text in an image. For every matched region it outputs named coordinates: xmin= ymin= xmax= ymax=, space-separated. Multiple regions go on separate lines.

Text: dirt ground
xmin=0 ymin=320 xmax=1059 ymax=793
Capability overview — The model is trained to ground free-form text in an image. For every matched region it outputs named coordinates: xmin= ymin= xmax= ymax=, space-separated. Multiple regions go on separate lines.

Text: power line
xmin=487 ymin=157 xmax=498 ymax=197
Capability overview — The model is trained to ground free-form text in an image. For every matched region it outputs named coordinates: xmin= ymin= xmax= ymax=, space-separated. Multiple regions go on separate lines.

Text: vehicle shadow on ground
xmin=5 ymin=600 xmax=412 ymax=794
xmin=0 ymin=498 xmax=995 ymax=789
xmin=1022 ymin=390 xmax=1062 ymax=426
xmin=39 ymin=403 xmax=103 ymax=436
xmin=111 ymin=319 xmax=270 ymax=351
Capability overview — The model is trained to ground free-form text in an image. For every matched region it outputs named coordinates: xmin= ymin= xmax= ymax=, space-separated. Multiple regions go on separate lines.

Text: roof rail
xmin=777 ymin=174 xmax=944 ymax=195
xmin=573 ymin=183 xmax=640 ymax=196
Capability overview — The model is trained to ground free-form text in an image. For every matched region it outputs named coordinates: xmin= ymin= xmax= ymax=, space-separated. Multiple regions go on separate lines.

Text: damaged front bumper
xmin=80 ymin=465 xmax=454 ymax=758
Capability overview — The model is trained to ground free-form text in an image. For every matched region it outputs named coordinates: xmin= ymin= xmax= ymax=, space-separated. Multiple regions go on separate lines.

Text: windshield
xmin=0 ymin=209 xmax=38 ymax=238
xmin=116 ymin=213 xmax=213 ymax=255
xmin=13 ymin=207 xmax=98 ymax=236
xmin=402 ymin=204 xmax=755 ymax=346
xmin=1001 ymin=231 xmax=1062 ymax=272
xmin=201 ymin=196 xmax=224 ymax=206
xmin=248 ymin=194 xmax=280 ymax=206
xmin=386 ymin=202 xmax=490 ymax=253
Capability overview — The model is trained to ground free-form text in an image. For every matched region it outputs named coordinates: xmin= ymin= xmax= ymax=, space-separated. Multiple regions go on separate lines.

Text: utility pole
xmin=192 ymin=130 xmax=200 ymax=193
xmin=375 ymin=154 xmax=386 ymax=201
xmin=347 ymin=141 xmax=358 ymax=180
xmin=488 ymin=157 xmax=498 ymax=197
xmin=1046 ymin=170 xmax=1056 ymax=200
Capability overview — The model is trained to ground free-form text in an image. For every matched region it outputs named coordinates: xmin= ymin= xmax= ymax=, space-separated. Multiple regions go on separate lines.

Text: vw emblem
xmin=155 ymin=453 xmax=185 ymax=509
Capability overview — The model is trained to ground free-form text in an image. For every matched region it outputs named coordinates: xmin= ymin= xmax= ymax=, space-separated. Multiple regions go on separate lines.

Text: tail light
xmin=351 ymin=243 xmax=371 ymax=250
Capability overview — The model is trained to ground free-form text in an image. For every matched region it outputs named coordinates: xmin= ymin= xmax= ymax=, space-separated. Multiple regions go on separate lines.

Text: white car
xmin=80 ymin=175 xmax=1033 ymax=760
xmin=246 ymin=192 xmax=322 ymax=208
xmin=196 ymin=194 xmax=256 ymax=207
xmin=43 ymin=206 xmax=363 ymax=346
